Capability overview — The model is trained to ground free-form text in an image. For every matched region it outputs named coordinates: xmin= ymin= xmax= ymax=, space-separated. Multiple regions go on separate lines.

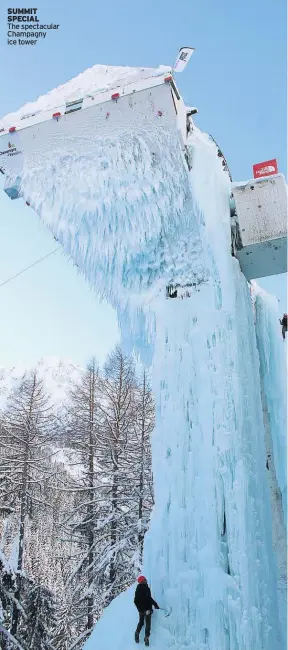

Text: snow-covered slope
xmin=2 ymin=63 xmax=286 ymax=650
xmin=0 ymin=357 xmax=81 ymax=409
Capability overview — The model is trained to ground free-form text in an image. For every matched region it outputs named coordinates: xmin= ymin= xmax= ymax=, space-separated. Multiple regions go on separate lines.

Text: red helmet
xmin=137 ymin=575 xmax=147 ymax=584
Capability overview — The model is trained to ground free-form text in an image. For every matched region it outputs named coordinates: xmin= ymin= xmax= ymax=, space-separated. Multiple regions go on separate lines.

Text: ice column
xmin=14 ymin=118 xmax=284 ymax=649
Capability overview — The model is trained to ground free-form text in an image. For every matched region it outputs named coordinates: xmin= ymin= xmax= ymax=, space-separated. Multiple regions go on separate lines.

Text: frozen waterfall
xmin=84 ymin=131 xmax=286 ymax=650
xmin=7 ymin=91 xmax=286 ymax=648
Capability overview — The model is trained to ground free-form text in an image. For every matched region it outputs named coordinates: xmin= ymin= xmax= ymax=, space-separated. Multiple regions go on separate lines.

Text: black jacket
xmin=134 ymin=583 xmax=159 ymax=613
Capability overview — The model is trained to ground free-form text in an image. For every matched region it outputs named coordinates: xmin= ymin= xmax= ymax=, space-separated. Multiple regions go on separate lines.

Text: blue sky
xmin=0 ymin=0 xmax=286 ymax=368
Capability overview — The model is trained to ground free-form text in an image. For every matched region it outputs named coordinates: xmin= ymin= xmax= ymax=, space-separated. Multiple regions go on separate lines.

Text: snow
xmin=52 ymin=447 xmax=84 ymax=479
xmin=0 ymin=356 xmax=81 ymax=410
xmin=0 ymin=548 xmax=13 ymax=575
xmin=8 ymin=533 xmax=20 ymax=572
xmin=1 ymin=64 xmax=286 ymax=650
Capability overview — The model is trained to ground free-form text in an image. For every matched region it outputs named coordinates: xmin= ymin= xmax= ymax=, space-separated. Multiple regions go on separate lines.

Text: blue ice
xmin=15 ymin=119 xmax=285 ymax=649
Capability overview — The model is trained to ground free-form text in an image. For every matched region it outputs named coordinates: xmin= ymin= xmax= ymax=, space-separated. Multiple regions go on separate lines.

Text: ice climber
xmin=280 ymin=313 xmax=287 ymax=340
xmin=134 ymin=576 xmax=159 ymax=646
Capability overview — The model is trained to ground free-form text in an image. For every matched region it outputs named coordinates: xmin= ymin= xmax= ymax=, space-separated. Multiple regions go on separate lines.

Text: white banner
xmin=173 ymin=47 xmax=195 ymax=73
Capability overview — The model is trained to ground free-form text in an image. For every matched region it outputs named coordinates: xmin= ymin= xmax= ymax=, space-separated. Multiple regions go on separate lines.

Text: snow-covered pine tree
xmin=0 ymin=371 xmax=55 ymax=640
xmin=0 ymin=420 xmax=24 ymax=650
xmin=57 ymin=358 xmax=101 ymax=646
xmin=0 ymin=420 xmax=15 ymax=521
xmin=20 ymin=581 xmax=56 ymax=650
xmin=0 ymin=551 xmax=22 ymax=650
xmin=133 ymin=369 xmax=154 ymax=564
xmin=0 ymin=355 xmax=155 ymax=648
xmin=51 ymin=588 xmax=74 ymax=650
xmin=95 ymin=346 xmax=139 ymax=605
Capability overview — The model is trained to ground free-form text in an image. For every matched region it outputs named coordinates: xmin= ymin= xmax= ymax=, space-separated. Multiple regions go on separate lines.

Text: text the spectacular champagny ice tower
xmin=0 ymin=52 xmax=286 ymax=649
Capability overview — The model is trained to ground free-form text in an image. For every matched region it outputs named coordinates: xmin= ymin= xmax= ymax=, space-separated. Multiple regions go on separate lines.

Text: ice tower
xmin=0 ymin=59 xmax=286 ymax=649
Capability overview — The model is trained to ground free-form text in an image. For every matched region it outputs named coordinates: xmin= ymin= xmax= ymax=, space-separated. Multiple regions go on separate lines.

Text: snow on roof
xmin=232 ymin=173 xmax=285 ymax=188
xmin=0 ymin=63 xmax=171 ymax=127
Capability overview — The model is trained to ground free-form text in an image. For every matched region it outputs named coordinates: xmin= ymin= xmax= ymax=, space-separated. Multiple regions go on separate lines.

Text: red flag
xmin=253 ymin=159 xmax=278 ymax=179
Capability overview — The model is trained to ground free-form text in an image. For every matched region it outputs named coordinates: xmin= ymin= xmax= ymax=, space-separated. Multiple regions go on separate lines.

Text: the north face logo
xmin=253 ymin=159 xmax=278 ymax=179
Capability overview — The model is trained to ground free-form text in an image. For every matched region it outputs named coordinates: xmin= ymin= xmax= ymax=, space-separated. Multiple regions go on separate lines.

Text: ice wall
xmin=251 ymin=284 xmax=287 ymax=639
xmin=10 ymin=95 xmax=285 ymax=648
xmin=252 ymin=284 xmax=287 ymax=522
xmin=144 ymin=277 xmax=281 ymax=650
xmin=84 ymin=131 xmax=284 ymax=650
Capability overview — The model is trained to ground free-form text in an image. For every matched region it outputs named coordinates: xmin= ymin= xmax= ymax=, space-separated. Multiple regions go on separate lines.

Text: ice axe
xmin=158 ymin=606 xmax=172 ymax=617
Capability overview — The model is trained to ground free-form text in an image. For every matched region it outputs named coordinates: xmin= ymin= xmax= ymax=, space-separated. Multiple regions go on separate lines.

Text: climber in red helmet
xmin=280 ymin=313 xmax=287 ymax=340
xmin=134 ymin=576 xmax=159 ymax=646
